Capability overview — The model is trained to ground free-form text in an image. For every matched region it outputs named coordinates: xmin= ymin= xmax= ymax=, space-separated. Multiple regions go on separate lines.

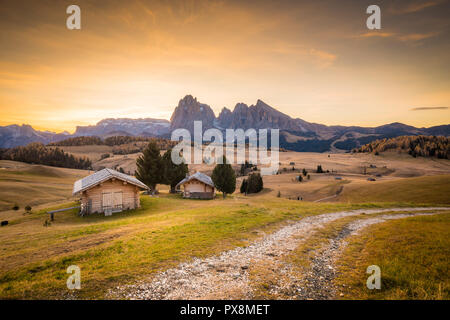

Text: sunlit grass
xmin=334 ymin=213 xmax=450 ymax=299
xmin=0 ymin=194 xmax=401 ymax=299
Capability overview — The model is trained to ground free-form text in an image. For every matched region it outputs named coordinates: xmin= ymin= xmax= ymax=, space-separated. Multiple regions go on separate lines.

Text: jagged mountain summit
xmin=170 ymin=95 xmax=216 ymax=133
xmin=0 ymin=94 xmax=449 ymax=151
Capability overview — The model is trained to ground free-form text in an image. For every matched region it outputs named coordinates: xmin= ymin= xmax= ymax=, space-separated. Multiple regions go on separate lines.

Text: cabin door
xmin=102 ymin=192 xmax=113 ymax=216
xmin=113 ymin=192 xmax=123 ymax=212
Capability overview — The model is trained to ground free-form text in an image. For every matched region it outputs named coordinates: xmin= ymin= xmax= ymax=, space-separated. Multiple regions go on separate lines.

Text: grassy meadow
xmin=0 ymin=194 xmax=393 ymax=299
xmin=0 ymin=160 xmax=88 ymax=213
xmin=0 ymin=152 xmax=449 ymax=300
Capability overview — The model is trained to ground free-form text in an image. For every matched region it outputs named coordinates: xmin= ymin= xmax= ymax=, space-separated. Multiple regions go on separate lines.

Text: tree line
xmin=48 ymin=135 xmax=177 ymax=149
xmin=354 ymin=135 xmax=449 ymax=159
xmin=0 ymin=142 xmax=92 ymax=169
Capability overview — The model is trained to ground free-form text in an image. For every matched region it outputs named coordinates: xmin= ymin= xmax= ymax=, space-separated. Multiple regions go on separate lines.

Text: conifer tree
xmin=135 ymin=142 xmax=163 ymax=193
xmin=212 ymin=156 xmax=236 ymax=198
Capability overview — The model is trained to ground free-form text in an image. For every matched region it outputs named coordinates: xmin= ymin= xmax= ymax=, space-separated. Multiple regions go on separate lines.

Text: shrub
xmin=12 ymin=204 xmax=19 ymax=211
xmin=246 ymin=172 xmax=263 ymax=194
xmin=316 ymin=165 xmax=324 ymax=173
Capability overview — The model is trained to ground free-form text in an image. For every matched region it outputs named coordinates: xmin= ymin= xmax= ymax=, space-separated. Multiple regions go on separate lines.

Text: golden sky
xmin=0 ymin=0 xmax=449 ymax=132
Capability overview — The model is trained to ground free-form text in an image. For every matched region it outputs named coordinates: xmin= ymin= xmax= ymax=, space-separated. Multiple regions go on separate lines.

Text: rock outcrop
xmin=170 ymin=95 xmax=216 ymax=133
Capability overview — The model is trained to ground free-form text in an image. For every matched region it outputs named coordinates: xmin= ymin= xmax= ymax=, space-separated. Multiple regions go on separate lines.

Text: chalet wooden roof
xmin=73 ymin=168 xmax=148 ymax=195
xmin=176 ymin=172 xmax=215 ymax=188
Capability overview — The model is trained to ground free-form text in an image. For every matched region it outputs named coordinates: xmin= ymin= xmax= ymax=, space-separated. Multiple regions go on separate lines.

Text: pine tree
xmin=135 ymin=142 xmax=163 ymax=193
xmin=162 ymin=149 xmax=188 ymax=193
xmin=212 ymin=156 xmax=236 ymax=198
xmin=302 ymin=168 xmax=308 ymax=176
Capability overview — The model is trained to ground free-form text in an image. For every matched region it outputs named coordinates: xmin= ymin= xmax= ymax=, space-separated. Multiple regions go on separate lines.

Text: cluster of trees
xmin=49 ymin=135 xmax=177 ymax=149
xmin=354 ymin=135 xmax=449 ymax=159
xmin=135 ymin=142 xmax=188 ymax=193
xmin=111 ymin=145 xmax=141 ymax=155
xmin=239 ymin=161 xmax=257 ymax=176
xmin=136 ymin=145 xmax=239 ymax=198
xmin=0 ymin=143 xmax=92 ymax=169
xmin=103 ymin=136 xmax=176 ymax=148
xmin=240 ymin=172 xmax=263 ymax=194
xmin=48 ymin=136 xmax=103 ymax=146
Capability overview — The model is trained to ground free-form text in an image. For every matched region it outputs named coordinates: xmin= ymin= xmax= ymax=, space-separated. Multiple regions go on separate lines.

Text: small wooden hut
xmin=176 ymin=172 xmax=215 ymax=199
xmin=73 ymin=168 xmax=148 ymax=216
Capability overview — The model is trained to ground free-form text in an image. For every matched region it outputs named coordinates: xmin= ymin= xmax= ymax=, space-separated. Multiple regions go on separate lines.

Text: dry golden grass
xmin=0 ymin=193 xmax=390 ymax=299
xmin=334 ymin=212 xmax=450 ymax=299
xmin=337 ymin=174 xmax=450 ymax=204
xmin=0 ymin=160 xmax=89 ymax=213
xmin=0 ymin=149 xmax=448 ymax=299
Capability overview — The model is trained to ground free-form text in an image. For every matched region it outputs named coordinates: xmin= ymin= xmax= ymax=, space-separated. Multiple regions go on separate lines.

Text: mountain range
xmin=1 ymin=95 xmax=449 ymax=152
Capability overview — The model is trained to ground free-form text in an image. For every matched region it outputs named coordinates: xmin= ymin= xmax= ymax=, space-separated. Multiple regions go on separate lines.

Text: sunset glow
xmin=0 ymin=0 xmax=449 ymax=132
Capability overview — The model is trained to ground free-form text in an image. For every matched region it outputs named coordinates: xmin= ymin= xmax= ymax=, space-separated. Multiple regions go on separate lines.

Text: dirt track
xmin=110 ymin=207 xmax=448 ymax=300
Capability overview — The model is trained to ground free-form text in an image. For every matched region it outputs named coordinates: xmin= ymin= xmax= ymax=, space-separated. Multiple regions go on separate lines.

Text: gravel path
xmin=295 ymin=212 xmax=442 ymax=299
xmin=110 ymin=207 xmax=447 ymax=300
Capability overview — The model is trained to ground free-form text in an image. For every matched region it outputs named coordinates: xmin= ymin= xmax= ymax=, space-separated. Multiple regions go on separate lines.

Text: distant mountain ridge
xmin=1 ymin=95 xmax=449 ymax=152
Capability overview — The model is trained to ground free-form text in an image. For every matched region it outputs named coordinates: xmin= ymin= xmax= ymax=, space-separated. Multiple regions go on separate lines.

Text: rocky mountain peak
xmin=169 ymin=95 xmax=216 ymax=133
xmin=217 ymin=107 xmax=233 ymax=128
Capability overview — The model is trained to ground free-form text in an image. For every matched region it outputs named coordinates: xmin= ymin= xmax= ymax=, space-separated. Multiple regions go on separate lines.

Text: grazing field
xmin=0 ymin=194 xmax=394 ymax=299
xmin=0 ymin=160 xmax=88 ymax=213
xmin=0 ymin=150 xmax=448 ymax=300
xmin=336 ymin=174 xmax=450 ymax=204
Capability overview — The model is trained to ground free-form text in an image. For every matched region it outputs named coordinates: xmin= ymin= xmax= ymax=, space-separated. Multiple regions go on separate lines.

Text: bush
xmin=25 ymin=205 xmax=32 ymax=213
xmin=277 ymin=190 xmax=281 ymax=197
xmin=12 ymin=204 xmax=19 ymax=211
xmin=302 ymin=168 xmax=308 ymax=176
xmin=246 ymin=172 xmax=263 ymax=194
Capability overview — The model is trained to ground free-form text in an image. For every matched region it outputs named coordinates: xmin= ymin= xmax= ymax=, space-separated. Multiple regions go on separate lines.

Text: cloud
xmin=389 ymin=0 xmax=446 ymax=14
xmin=357 ymin=32 xmax=396 ymax=39
xmin=356 ymin=31 xmax=439 ymax=42
xmin=308 ymin=49 xmax=337 ymax=68
xmin=411 ymin=107 xmax=448 ymax=111
xmin=398 ymin=32 xmax=439 ymax=42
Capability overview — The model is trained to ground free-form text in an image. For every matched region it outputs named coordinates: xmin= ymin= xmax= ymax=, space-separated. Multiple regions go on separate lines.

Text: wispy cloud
xmin=411 ymin=107 xmax=448 ymax=111
xmin=398 ymin=32 xmax=439 ymax=41
xmin=356 ymin=31 xmax=439 ymax=42
xmin=389 ymin=0 xmax=446 ymax=15
xmin=357 ymin=32 xmax=396 ymax=39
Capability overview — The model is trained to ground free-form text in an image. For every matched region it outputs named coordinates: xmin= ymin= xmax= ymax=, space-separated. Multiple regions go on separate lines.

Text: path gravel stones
xmin=110 ymin=207 xmax=447 ymax=300
xmin=295 ymin=212 xmax=442 ymax=299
